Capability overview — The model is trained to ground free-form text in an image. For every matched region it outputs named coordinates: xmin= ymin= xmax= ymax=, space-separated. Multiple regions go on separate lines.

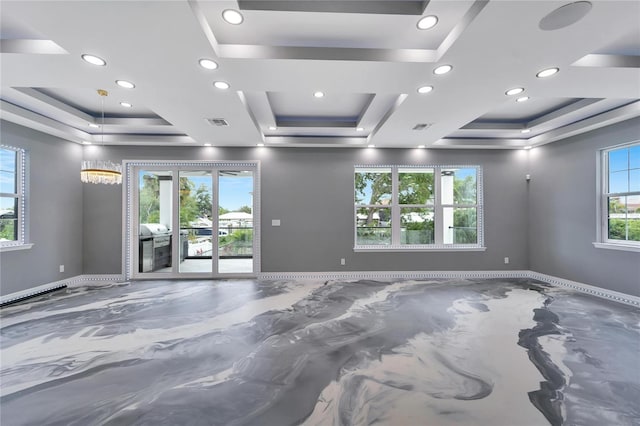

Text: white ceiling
xmin=1 ymin=0 xmax=639 ymax=149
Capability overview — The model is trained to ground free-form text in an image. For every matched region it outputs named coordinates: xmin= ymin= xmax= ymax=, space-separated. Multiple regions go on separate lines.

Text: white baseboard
xmin=2 ymin=271 xmax=637 ymax=308
xmin=257 ymin=270 xmax=531 ymax=281
xmin=526 ymin=271 xmax=639 ymax=307
xmin=257 ymin=270 xmax=640 ymax=307
xmin=0 ymin=274 xmax=126 ymax=305
xmin=67 ymin=274 xmax=126 ymax=287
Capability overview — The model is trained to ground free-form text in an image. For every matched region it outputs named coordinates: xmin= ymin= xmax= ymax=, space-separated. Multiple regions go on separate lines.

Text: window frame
xmin=0 ymin=145 xmax=30 ymax=252
xmin=354 ymin=164 xmax=485 ymax=252
xmin=595 ymin=141 xmax=640 ymax=252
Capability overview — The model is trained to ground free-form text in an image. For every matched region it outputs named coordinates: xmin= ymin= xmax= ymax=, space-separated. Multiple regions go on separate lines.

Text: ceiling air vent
xmin=413 ymin=123 xmax=433 ymax=130
xmin=206 ymin=118 xmax=229 ymax=127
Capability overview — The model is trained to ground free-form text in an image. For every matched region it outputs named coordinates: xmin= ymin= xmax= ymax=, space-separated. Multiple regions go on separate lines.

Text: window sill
xmin=354 ymin=245 xmax=486 ymax=253
xmin=592 ymin=242 xmax=640 ymax=253
xmin=0 ymin=243 xmax=34 ymax=253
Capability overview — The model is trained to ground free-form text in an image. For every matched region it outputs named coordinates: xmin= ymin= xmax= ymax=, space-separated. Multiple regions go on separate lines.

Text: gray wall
xmin=82 ymin=145 xmax=530 ymax=274
xmin=0 ymin=121 xmax=84 ymax=296
xmin=4 ymin=117 xmax=638 ymax=298
xmin=529 ymin=117 xmax=640 ymax=296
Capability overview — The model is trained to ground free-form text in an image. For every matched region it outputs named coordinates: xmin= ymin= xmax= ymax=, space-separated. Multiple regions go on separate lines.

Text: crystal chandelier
xmin=80 ymin=89 xmax=122 ymax=185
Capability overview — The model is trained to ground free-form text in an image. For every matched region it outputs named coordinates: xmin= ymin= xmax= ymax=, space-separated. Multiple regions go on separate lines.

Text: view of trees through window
xmin=0 ymin=147 xmax=19 ymax=243
xmin=355 ymin=166 xmax=480 ymax=247
xmin=138 ymin=170 xmax=254 ymax=266
xmin=606 ymin=143 xmax=640 ymax=242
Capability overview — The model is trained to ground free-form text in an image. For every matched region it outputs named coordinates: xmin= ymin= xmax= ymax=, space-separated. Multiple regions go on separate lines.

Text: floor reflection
xmin=1 ymin=278 xmax=638 ymax=425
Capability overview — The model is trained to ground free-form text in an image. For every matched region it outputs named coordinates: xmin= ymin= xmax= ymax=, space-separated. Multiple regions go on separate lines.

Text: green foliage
xmin=220 ymin=229 xmax=253 ymax=255
xmin=609 ymin=198 xmax=624 ymax=213
xmin=453 ymin=208 xmax=477 ymax=244
xmin=609 ymin=219 xmax=640 ymax=241
xmin=0 ymin=219 xmax=16 ymax=241
xmin=355 ymin=172 xmax=391 ymax=205
xmin=399 ymin=172 xmax=434 ymax=204
xmin=139 ymin=174 xmax=160 ymax=224
xmin=139 ymin=174 xmax=202 ymax=227
xmin=195 ymin=184 xmax=212 ymax=218
xmin=405 ymin=221 xmax=430 ymax=231
xmin=237 ymin=205 xmax=252 ymax=214
xmin=454 ymin=175 xmax=476 ymax=204
xmin=179 ymin=178 xmax=199 ymax=227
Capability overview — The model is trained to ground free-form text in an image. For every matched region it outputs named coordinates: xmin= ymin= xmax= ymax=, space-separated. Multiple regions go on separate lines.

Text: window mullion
xmin=434 ymin=167 xmax=443 ymax=244
xmin=391 ymin=166 xmax=400 ymax=245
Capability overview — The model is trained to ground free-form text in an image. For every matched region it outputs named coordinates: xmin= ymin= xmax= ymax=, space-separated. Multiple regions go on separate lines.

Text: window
xmin=354 ymin=165 xmax=484 ymax=251
xmin=597 ymin=142 xmax=640 ymax=250
xmin=0 ymin=145 xmax=28 ymax=250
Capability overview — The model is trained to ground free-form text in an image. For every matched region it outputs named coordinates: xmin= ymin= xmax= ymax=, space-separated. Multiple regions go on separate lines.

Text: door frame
xmin=122 ymin=160 xmax=261 ymax=280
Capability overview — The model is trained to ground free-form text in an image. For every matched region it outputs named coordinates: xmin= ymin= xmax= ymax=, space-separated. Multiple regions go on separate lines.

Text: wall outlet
xmin=59 ymin=264 xmax=65 ymax=273
xmin=340 ymin=258 xmax=346 ymax=265
xmin=504 ymin=257 xmax=509 ymax=264
xmin=271 ymin=219 xmax=281 ymax=227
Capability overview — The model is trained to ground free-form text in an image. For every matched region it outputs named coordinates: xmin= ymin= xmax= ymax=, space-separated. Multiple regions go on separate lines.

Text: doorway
xmin=124 ymin=161 xmax=260 ymax=279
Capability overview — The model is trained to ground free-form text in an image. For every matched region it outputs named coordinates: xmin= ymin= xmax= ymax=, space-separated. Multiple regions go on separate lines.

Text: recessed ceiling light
xmin=199 ymin=59 xmax=218 ymax=70
xmin=214 ymin=81 xmax=230 ymax=89
xmin=433 ymin=65 xmax=453 ymax=75
xmin=367 ymin=144 xmax=375 ymax=148
xmin=81 ymin=54 xmax=106 ymax=66
xmin=536 ymin=67 xmax=559 ymax=78
xmin=516 ymin=96 xmax=530 ymax=102
xmin=222 ymin=9 xmax=243 ymax=25
xmin=257 ymin=143 xmax=265 ymax=147
xmin=356 ymin=127 xmax=364 ymax=132
xmin=82 ymin=141 xmax=91 ymax=145
xmin=268 ymin=126 xmax=277 ymax=131
xmin=313 ymin=91 xmax=324 ymax=98
xmin=88 ymin=123 xmax=100 ymax=128
xmin=505 ymin=87 xmax=524 ymax=96
xmin=417 ymin=85 xmax=433 ymax=94
xmin=417 ymin=145 xmax=426 ymax=149
xmin=120 ymin=102 xmax=132 ymax=108
xmin=521 ymin=129 xmax=531 ymax=133
xmin=204 ymin=143 xmax=212 ymax=146
xmin=524 ymin=146 xmax=532 ymax=150
xmin=116 ymin=80 xmax=135 ymax=89
xmin=417 ymin=15 xmax=438 ymax=30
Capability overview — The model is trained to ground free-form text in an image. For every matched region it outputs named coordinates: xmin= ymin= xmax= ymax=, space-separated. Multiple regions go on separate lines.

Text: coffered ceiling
xmin=1 ymin=0 xmax=639 ymax=149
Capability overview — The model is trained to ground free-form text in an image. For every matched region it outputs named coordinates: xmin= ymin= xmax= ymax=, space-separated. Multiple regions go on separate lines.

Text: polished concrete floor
xmin=1 ymin=278 xmax=638 ymax=425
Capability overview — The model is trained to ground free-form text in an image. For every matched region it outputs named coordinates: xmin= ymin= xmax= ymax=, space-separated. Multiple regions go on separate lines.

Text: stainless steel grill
xmin=139 ymin=224 xmax=171 ymax=272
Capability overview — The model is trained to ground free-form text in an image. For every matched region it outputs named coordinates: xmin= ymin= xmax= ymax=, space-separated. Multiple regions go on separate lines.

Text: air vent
xmin=206 ymin=118 xmax=229 ymax=127
xmin=413 ymin=123 xmax=433 ymax=130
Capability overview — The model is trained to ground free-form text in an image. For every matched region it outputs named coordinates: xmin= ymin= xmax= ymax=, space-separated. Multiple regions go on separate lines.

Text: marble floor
xmin=0 ymin=278 xmax=638 ymax=426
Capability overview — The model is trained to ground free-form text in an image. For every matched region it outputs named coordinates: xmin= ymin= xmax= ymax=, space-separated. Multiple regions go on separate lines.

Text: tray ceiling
xmin=1 ymin=0 xmax=638 ymax=149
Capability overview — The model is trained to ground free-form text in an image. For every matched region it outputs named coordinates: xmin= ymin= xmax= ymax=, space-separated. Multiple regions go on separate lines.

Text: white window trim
xmin=353 ymin=164 xmax=485 ymax=252
xmin=0 ymin=145 xmax=30 ymax=252
xmin=594 ymin=140 xmax=640 ymax=252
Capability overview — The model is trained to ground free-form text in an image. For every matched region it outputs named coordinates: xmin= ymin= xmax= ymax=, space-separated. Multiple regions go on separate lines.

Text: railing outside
xmin=182 ymin=226 xmax=253 ymax=258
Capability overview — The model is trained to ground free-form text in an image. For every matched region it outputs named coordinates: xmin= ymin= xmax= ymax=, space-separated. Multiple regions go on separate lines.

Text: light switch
xmin=272 ymin=219 xmax=281 ymax=226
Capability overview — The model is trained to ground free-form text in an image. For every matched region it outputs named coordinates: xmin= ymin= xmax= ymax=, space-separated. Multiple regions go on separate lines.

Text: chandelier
xmin=80 ymin=89 xmax=122 ymax=185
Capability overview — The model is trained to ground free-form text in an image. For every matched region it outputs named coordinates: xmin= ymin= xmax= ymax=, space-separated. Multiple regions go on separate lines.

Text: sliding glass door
xmin=126 ymin=161 xmax=259 ymax=279
xmin=218 ymin=170 xmax=254 ymax=274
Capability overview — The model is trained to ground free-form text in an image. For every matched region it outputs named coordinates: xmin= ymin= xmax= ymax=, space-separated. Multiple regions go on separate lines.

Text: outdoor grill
xmin=139 ymin=224 xmax=172 ymax=272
